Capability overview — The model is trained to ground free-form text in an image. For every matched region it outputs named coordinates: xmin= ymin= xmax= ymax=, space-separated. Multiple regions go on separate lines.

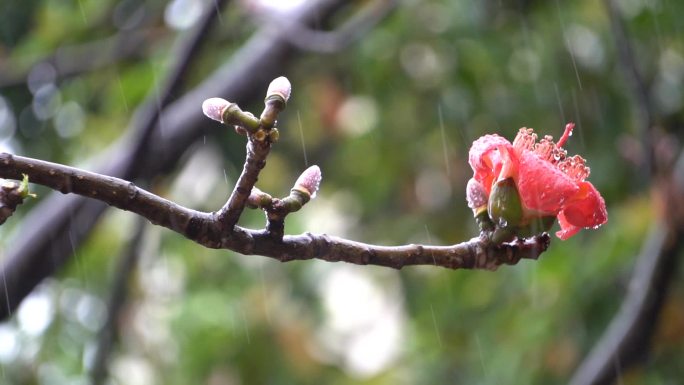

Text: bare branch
xmin=262 ymin=0 xmax=398 ymax=54
xmin=215 ymin=137 xmax=272 ymax=232
xmin=0 ymin=152 xmax=551 ymax=271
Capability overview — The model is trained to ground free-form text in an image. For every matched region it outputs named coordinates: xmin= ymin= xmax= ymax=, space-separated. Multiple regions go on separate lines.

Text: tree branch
xmin=261 ymin=0 xmax=398 ymax=54
xmin=0 ymin=152 xmax=551 ymax=271
xmin=0 ymin=0 xmax=348 ymax=321
xmin=215 ymin=136 xmax=272 ymax=232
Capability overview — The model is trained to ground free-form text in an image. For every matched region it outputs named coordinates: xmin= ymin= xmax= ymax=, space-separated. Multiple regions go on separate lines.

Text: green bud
xmin=487 ymin=178 xmax=523 ymax=229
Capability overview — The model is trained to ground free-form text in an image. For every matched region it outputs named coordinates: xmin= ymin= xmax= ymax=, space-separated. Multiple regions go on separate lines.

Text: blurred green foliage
xmin=1 ymin=0 xmax=683 ymax=384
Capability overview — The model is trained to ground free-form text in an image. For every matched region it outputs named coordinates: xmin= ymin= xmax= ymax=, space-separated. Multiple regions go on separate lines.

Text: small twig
xmin=215 ymin=137 xmax=272 ymax=232
xmin=0 ymin=152 xmax=551 ymax=271
xmin=89 ymin=217 xmax=147 ymax=385
xmin=214 ymin=77 xmax=291 ymax=231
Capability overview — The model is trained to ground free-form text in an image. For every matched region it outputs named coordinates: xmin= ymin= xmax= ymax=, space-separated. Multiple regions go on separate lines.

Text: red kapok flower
xmin=468 ymin=123 xmax=607 ymax=240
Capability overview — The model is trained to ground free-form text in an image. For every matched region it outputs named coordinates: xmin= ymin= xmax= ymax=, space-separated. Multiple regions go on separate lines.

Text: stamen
xmin=534 ymin=136 xmax=554 ymax=162
xmin=558 ymin=155 xmax=590 ymax=181
xmin=533 ymin=135 xmax=567 ymax=164
xmin=557 ymin=122 xmax=575 ymax=148
xmin=513 ymin=128 xmax=537 ymax=151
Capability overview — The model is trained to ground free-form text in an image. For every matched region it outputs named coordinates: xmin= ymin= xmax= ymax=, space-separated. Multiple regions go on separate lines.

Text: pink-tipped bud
xmin=466 ymin=178 xmax=488 ymax=212
xmin=292 ymin=165 xmax=322 ymax=199
xmin=202 ymin=97 xmax=230 ymax=123
xmin=266 ymin=76 xmax=292 ymax=103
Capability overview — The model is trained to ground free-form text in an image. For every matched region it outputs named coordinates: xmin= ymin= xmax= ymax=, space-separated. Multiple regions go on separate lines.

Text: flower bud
xmin=466 ymin=178 xmax=488 ymax=215
xmin=202 ymin=98 xmax=230 ymax=123
xmin=487 ymin=177 xmax=523 ymax=229
xmin=292 ymin=165 xmax=322 ymax=199
xmin=266 ymin=76 xmax=292 ymax=104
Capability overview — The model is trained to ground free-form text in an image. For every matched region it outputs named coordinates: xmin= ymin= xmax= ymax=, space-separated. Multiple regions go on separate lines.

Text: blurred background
xmin=0 ymin=0 xmax=683 ymax=384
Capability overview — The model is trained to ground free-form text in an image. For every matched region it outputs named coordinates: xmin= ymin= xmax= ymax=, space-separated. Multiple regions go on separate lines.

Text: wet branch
xmin=215 ymin=137 xmax=272 ymax=232
xmin=265 ymin=0 xmax=399 ymax=54
xmin=0 ymin=152 xmax=551 ymax=271
xmin=0 ymin=0 xmax=348 ymax=322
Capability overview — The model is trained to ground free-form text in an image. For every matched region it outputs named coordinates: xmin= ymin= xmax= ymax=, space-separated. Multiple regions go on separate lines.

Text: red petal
xmin=469 ymin=135 xmax=511 ymax=194
xmin=560 ymin=181 xmax=608 ymax=228
xmin=515 ymin=151 xmax=579 ymax=214
xmin=555 ymin=182 xmax=607 ymax=240
xmin=556 ymin=211 xmax=582 ymax=240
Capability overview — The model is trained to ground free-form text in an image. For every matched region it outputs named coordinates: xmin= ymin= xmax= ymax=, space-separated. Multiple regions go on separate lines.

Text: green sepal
xmin=517 ymin=216 xmax=555 ymax=238
xmin=474 ymin=210 xmax=495 ymax=233
xmin=489 ymin=226 xmax=518 ymax=244
xmin=487 ymin=178 xmax=523 ymax=228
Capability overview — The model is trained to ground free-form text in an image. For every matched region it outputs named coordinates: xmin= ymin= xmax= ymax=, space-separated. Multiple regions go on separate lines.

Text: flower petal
xmin=555 ymin=182 xmax=607 ymax=240
xmin=560 ymin=181 xmax=608 ymax=228
xmin=468 ymin=134 xmax=511 ymax=194
xmin=516 ymin=151 xmax=579 ymax=214
xmin=556 ymin=211 xmax=582 ymax=240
